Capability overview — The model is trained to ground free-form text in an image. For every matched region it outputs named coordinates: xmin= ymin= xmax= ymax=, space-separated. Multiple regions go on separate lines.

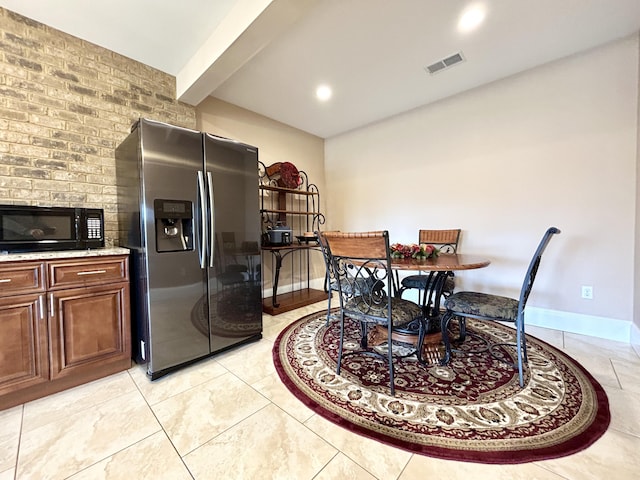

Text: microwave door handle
xmin=207 ymin=171 xmax=215 ymax=268
xmin=197 ymin=171 xmax=206 ymax=269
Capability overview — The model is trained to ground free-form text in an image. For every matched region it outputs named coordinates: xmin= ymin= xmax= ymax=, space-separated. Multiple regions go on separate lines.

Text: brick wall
xmin=0 ymin=8 xmax=197 ymax=246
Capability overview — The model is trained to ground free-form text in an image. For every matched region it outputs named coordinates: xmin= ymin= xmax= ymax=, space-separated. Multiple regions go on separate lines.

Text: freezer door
xmin=138 ymin=119 xmax=211 ymax=377
xmin=203 ymin=133 xmax=262 ymax=353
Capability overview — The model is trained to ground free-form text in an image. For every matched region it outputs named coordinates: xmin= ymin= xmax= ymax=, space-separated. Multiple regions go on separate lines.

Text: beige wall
xmin=0 ymin=8 xmax=196 ymax=246
xmin=325 ymin=35 xmax=639 ymax=334
xmin=197 ymin=97 xmax=326 ymax=292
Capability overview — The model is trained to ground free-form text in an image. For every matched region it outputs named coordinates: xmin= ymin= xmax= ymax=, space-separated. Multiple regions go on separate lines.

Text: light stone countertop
xmin=0 ymin=247 xmax=130 ymax=262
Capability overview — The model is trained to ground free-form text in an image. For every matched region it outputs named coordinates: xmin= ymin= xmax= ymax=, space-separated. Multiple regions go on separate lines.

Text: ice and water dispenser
xmin=154 ymin=199 xmax=193 ymax=252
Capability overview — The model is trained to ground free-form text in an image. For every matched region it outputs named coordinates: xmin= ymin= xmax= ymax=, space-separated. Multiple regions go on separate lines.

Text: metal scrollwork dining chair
xmin=316 ymin=230 xmax=340 ymax=326
xmin=323 ymin=231 xmax=423 ymax=396
xmin=398 ymin=229 xmax=461 ymax=314
xmin=440 ymin=227 xmax=561 ymax=387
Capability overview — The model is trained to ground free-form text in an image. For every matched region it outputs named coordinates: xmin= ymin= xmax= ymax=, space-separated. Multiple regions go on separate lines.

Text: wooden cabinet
xmin=0 ymin=293 xmax=48 ymax=395
xmin=0 ymin=254 xmax=130 ymax=410
xmin=259 ymin=163 xmax=326 ymax=315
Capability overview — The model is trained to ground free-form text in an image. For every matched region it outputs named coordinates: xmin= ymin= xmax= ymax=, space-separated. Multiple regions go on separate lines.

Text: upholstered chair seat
xmin=345 ymin=296 xmax=422 ymax=326
xmin=444 ymin=292 xmax=518 ymax=321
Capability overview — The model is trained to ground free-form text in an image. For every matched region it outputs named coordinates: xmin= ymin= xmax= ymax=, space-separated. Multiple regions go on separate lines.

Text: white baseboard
xmin=526 ymin=307 xmax=631 ymax=343
xmin=631 ymin=322 xmax=640 ymax=356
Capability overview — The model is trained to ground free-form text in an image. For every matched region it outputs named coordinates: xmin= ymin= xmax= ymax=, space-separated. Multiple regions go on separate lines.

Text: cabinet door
xmin=49 ymin=283 xmax=130 ymax=380
xmin=0 ymin=294 xmax=48 ymax=395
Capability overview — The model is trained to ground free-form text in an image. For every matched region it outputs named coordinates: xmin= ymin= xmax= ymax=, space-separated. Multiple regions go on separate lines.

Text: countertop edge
xmin=0 ymin=247 xmax=130 ymax=262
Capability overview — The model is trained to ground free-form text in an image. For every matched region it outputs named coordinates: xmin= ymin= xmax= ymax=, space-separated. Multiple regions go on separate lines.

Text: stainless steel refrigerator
xmin=116 ymin=118 xmax=262 ymax=379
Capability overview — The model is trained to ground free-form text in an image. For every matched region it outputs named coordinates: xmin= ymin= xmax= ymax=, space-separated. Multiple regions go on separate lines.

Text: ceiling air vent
xmin=425 ymin=51 xmax=465 ymax=75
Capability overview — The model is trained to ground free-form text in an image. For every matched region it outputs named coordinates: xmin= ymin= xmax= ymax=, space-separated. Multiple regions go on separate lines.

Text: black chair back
xmin=323 ymin=231 xmax=391 ymax=322
xmin=519 ymin=227 xmax=561 ymax=313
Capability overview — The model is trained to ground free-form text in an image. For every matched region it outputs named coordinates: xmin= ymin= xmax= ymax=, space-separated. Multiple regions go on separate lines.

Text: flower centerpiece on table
xmin=390 ymin=243 xmax=439 ymax=259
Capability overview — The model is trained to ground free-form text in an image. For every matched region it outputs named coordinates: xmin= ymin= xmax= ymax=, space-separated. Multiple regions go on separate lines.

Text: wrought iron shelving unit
xmin=259 ymin=161 xmax=326 ymax=315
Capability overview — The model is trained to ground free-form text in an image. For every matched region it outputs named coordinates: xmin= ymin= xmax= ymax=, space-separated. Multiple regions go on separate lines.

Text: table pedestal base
xmin=368 ymin=325 xmax=443 ymax=365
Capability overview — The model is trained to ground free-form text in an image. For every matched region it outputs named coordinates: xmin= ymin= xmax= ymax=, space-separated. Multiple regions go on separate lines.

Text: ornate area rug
xmin=273 ymin=310 xmax=610 ymax=464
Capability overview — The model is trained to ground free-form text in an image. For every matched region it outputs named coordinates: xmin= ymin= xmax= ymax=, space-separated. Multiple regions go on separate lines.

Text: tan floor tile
xmin=611 ymin=357 xmax=640 ymax=394
xmin=22 ymin=371 xmax=136 ymax=433
xmin=183 ymin=403 xmax=337 ymax=479
xmin=564 ymin=332 xmax=640 ymax=363
xmin=0 ymin=468 xmax=15 ymax=480
xmin=67 ymin=431 xmax=191 ymax=480
xmin=128 ymin=356 xmax=228 ymax=405
xmin=252 ymin=371 xmax=316 ymax=423
xmin=604 ymin=384 xmax=640 ymax=438
xmin=151 ymin=371 xmax=270 ymax=455
xmin=314 ymin=452 xmax=377 ymax=480
xmin=262 ymin=313 xmax=297 ymax=341
xmin=400 ymin=455 xmax=566 ymax=479
xmin=17 ymin=390 xmax=160 ymax=479
xmin=560 ymin=349 xmax=620 ymax=389
xmin=214 ymin=337 xmax=276 ymax=384
xmin=0 ymin=405 xmax=22 ymax=473
xmin=304 ymin=413 xmax=412 ymax=479
xmin=526 ymin=325 xmax=564 ymax=350
xmin=535 ymin=429 xmax=640 ymax=479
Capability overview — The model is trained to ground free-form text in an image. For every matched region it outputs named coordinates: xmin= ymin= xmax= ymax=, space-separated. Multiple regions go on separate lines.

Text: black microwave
xmin=0 ymin=205 xmax=104 ymax=253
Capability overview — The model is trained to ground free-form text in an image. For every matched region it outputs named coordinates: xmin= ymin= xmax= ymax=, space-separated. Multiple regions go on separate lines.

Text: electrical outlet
xmin=581 ymin=285 xmax=593 ymax=299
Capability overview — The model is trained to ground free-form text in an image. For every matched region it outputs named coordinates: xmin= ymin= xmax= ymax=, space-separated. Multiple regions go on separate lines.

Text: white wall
xmin=325 ymin=36 xmax=639 ymax=338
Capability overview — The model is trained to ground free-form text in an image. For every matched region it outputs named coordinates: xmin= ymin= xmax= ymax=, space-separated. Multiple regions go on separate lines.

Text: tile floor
xmin=2 ymin=300 xmax=640 ymax=479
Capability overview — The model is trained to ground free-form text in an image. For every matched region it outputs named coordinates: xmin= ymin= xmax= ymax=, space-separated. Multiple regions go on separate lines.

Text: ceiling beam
xmin=177 ymin=0 xmax=318 ymax=106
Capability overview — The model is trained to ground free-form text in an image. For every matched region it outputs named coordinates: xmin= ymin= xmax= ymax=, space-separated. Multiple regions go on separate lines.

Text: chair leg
xmin=440 ymin=311 xmax=454 ymax=365
xmin=516 ymin=313 xmax=526 ymax=387
xmin=457 ymin=316 xmax=467 ymax=342
xmin=337 ymin=312 xmax=345 ymax=375
xmin=325 ymin=291 xmax=333 ymax=326
xmin=359 ymin=321 xmax=369 ymax=348
xmin=516 ymin=323 xmax=524 ymax=387
xmin=387 ymin=320 xmax=395 ymax=396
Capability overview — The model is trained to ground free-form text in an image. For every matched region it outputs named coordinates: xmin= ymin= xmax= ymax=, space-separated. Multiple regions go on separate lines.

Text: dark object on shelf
xmin=296 ymin=234 xmax=317 ymax=244
xmin=265 ymin=161 xmax=301 ymax=189
xmin=266 ymin=225 xmax=292 ymax=245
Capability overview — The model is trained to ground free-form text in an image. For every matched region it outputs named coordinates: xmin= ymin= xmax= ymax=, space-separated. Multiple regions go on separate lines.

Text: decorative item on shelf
xmin=390 ymin=243 xmax=439 ymax=259
xmin=265 ymin=161 xmax=302 ymax=189
xmin=296 ymin=232 xmax=318 ymax=244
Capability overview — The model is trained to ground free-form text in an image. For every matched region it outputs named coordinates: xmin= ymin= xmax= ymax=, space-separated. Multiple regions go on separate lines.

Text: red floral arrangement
xmin=390 ymin=243 xmax=439 ymax=259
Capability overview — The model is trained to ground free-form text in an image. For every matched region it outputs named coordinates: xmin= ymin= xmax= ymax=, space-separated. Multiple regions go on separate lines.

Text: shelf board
xmin=259 ymin=185 xmax=318 ymax=195
xmin=260 ymin=209 xmax=317 ymax=215
xmin=262 ymin=288 xmax=327 ymax=315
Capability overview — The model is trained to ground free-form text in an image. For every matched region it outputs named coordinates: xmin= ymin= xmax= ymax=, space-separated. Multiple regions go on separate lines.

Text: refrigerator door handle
xmin=197 ymin=170 xmax=206 ymax=269
xmin=207 ymin=171 xmax=215 ymax=268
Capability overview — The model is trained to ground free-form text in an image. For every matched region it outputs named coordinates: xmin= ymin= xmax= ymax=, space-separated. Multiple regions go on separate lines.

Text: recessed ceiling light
xmin=458 ymin=4 xmax=486 ymax=33
xmin=316 ymin=85 xmax=332 ymax=101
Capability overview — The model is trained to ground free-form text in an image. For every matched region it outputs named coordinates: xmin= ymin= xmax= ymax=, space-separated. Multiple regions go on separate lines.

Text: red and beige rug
xmin=273 ymin=310 xmax=610 ymax=464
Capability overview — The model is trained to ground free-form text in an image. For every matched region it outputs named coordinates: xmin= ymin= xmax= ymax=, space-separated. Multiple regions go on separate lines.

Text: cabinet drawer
xmin=0 ymin=262 xmax=46 ymax=297
xmin=47 ymin=256 xmax=129 ymax=289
